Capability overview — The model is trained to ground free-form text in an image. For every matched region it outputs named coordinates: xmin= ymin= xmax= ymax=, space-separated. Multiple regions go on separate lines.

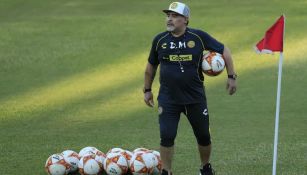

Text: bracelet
xmin=228 ymin=74 xmax=237 ymax=80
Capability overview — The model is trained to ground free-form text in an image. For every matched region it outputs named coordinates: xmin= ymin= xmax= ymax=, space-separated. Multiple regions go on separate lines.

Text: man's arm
xmin=144 ymin=62 xmax=158 ymax=107
xmin=223 ymin=46 xmax=237 ymax=95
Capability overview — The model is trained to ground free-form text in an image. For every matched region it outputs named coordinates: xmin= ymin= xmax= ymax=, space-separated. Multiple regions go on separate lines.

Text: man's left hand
xmin=226 ymin=78 xmax=237 ymax=95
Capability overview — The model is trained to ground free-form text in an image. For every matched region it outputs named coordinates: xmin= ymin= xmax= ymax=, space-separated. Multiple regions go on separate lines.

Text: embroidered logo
xmin=161 ymin=43 xmax=167 ymax=49
xmin=187 ymin=40 xmax=195 ymax=48
xmin=203 ymin=109 xmax=208 ymax=116
xmin=170 ymin=2 xmax=178 ymax=9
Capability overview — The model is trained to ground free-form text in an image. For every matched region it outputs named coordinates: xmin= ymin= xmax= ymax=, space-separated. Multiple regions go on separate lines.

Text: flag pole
xmin=272 ymin=14 xmax=285 ymax=175
xmin=272 ymin=52 xmax=283 ymax=175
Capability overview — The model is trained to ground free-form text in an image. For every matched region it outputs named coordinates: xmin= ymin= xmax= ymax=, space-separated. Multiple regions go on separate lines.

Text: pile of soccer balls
xmin=45 ymin=146 xmax=161 ymax=175
xmin=202 ymin=51 xmax=225 ymax=76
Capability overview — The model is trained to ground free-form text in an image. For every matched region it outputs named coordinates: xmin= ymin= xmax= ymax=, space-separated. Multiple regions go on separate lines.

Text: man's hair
xmin=185 ymin=17 xmax=189 ymax=26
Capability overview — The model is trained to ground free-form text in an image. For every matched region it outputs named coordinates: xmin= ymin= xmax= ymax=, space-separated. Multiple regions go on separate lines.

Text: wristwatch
xmin=143 ymin=88 xmax=152 ymax=93
xmin=228 ymin=74 xmax=237 ymax=80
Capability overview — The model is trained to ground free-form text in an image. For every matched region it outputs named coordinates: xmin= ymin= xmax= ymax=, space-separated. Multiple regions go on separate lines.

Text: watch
xmin=228 ymin=74 xmax=237 ymax=80
xmin=143 ymin=88 xmax=152 ymax=93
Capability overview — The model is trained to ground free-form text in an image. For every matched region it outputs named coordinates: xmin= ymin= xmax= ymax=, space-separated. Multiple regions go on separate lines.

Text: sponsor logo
xmin=161 ymin=43 xmax=167 ymax=49
xmin=216 ymin=59 xmax=223 ymax=68
xmin=203 ymin=109 xmax=208 ymax=116
xmin=169 ymin=55 xmax=192 ymax=61
xmin=187 ymin=40 xmax=195 ymax=48
xmin=170 ymin=2 xmax=178 ymax=9
xmin=53 ymin=155 xmax=60 ymax=160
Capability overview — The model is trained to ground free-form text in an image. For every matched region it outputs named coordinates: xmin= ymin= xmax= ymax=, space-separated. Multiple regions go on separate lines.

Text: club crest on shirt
xmin=187 ymin=40 xmax=195 ymax=48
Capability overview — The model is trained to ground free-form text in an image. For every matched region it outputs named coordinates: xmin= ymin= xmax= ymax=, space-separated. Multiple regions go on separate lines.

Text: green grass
xmin=0 ymin=0 xmax=306 ymax=174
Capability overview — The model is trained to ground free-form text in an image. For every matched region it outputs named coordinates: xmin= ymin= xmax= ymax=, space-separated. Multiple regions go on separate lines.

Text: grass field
xmin=0 ymin=0 xmax=306 ymax=174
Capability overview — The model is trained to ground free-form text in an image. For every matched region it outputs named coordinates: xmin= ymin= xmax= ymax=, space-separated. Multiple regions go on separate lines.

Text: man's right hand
xmin=144 ymin=92 xmax=154 ymax=107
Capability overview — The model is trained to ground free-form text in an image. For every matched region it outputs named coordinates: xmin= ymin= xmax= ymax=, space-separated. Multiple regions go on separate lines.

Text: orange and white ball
xmin=104 ymin=152 xmax=129 ymax=175
xmin=107 ymin=148 xmax=133 ymax=166
xmin=78 ymin=146 xmax=99 ymax=158
xmin=45 ymin=154 xmax=70 ymax=175
xmin=133 ymin=148 xmax=149 ymax=155
xmin=202 ymin=51 xmax=225 ymax=76
xmin=61 ymin=150 xmax=80 ymax=173
xmin=149 ymin=150 xmax=162 ymax=175
xmin=107 ymin=147 xmax=125 ymax=154
xmin=78 ymin=153 xmax=103 ymax=175
xmin=129 ymin=152 xmax=156 ymax=174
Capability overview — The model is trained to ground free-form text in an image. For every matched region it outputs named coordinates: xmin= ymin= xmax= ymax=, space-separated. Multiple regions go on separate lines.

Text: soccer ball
xmin=121 ymin=150 xmax=133 ymax=166
xmin=202 ymin=51 xmax=225 ymax=76
xmin=149 ymin=150 xmax=160 ymax=158
xmin=129 ymin=152 xmax=155 ymax=174
xmin=106 ymin=148 xmax=132 ymax=166
xmin=95 ymin=150 xmax=106 ymax=169
xmin=78 ymin=153 xmax=103 ymax=175
xmin=148 ymin=150 xmax=162 ymax=175
xmin=45 ymin=154 xmax=70 ymax=175
xmin=133 ymin=148 xmax=149 ymax=154
xmin=61 ymin=150 xmax=80 ymax=173
xmin=107 ymin=147 xmax=125 ymax=154
xmin=79 ymin=146 xmax=99 ymax=157
xmin=104 ymin=152 xmax=129 ymax=175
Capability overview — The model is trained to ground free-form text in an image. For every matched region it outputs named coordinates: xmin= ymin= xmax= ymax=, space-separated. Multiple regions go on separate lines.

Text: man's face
xmin=166 ymin=12 xmax=188 ymax=32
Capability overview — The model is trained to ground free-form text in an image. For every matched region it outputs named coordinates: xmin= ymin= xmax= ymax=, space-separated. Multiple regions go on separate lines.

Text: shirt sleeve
xmin=148 ymin=37 xmax=160 ymax=66
xmin=200 ymin=31 xmax=224 ymax=54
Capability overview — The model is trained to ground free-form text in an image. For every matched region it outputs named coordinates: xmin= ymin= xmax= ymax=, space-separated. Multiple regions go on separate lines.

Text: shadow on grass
xmin=0 ymin=56 xmax=306 ymax=174
xmin=0 ymin=71 xmax=159 ymax=173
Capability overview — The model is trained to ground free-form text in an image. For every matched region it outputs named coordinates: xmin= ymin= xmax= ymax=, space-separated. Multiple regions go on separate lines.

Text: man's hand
xmin=144 ymin=92 xmax=154 ymax=107
xmin=226 ymin=79 xmax=237 ymax=95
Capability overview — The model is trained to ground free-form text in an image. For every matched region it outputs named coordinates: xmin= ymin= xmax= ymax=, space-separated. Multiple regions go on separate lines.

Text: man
xmin=143 ymin=2 xmax=237 ymax=175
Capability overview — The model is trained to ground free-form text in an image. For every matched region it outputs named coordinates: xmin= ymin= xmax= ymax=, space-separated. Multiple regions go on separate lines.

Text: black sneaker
xmin=200 ymin=163 xmax=215 ymax=175
xmin=162 ymin=169 xmax=172 ymax=175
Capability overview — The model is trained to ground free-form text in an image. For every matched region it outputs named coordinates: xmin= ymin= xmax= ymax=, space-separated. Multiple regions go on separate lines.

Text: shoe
xmin=162 ymin=169 xmax=172 ymax=175
xmin=199 ymin=163 xmax=215 ymax=175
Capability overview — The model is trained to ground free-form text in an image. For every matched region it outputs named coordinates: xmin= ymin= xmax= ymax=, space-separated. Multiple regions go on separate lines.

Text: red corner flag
xmin=255 ymin=15 xmax=286 ymax=175
xmin=255 ymin=15 xmax=285 ymax=53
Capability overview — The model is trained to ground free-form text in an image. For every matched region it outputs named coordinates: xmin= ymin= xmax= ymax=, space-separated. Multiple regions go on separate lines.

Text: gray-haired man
xmin=144 ymin=2 xmax=237 ymax=175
